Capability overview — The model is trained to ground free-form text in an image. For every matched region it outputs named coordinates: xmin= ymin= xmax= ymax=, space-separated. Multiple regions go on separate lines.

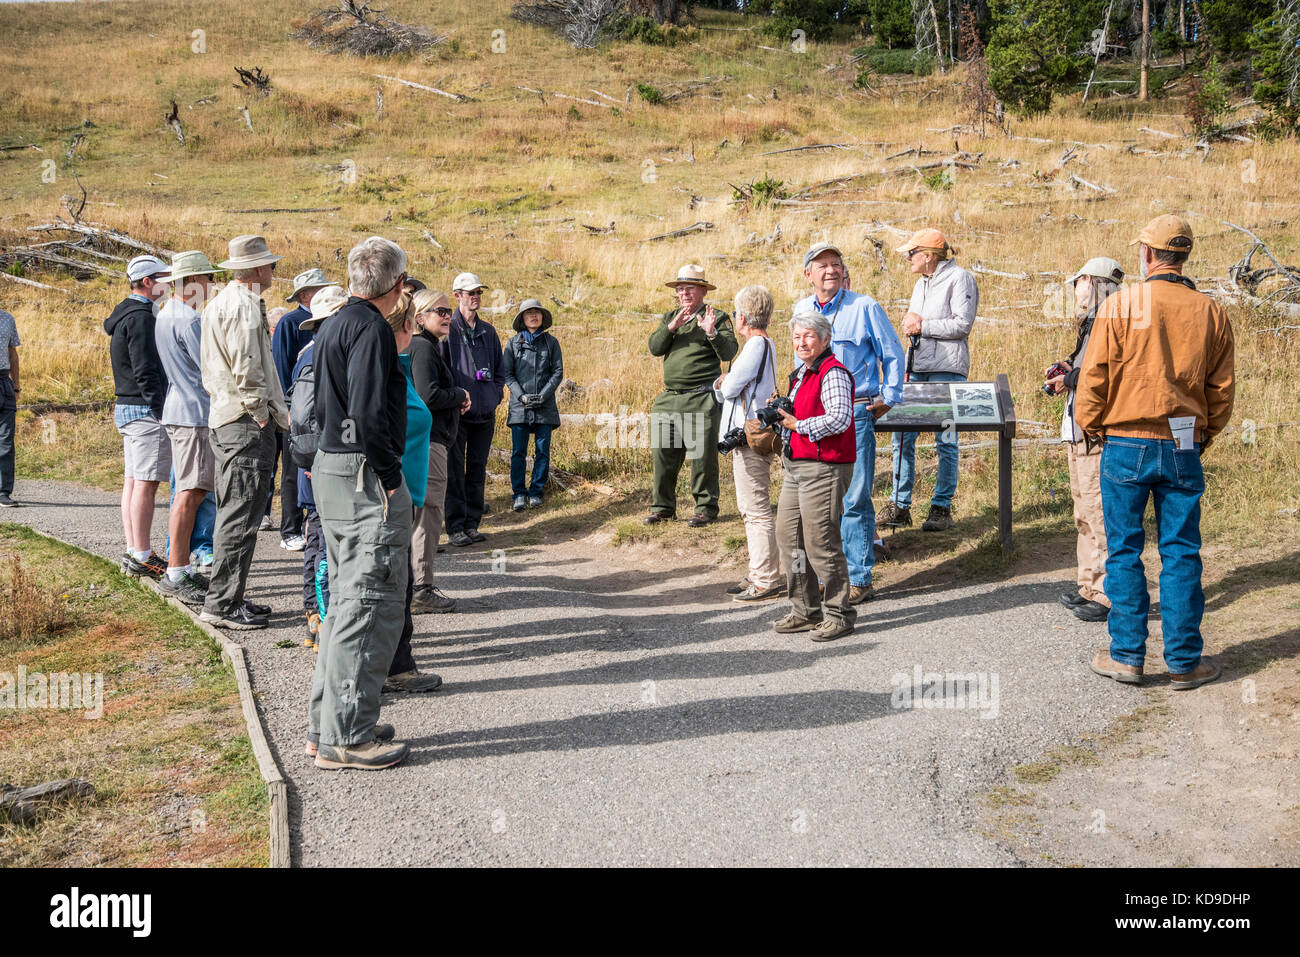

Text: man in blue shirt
xmin=794 ymin=243 xmax=905 ymax=603
xmin=272 ymin=268 xmax=331 ymax=551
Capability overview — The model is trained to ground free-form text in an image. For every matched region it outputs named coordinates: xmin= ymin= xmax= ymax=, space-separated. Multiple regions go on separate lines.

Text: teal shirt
xmin=398 ymin=353 xmax=433 ymax=506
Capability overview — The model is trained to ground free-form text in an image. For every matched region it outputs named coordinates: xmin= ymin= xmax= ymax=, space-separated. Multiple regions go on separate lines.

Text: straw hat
xmin=665 ymin=264 xmax=716 ymax=291
xmin=219 ymin=234 xmax=282 ymax=270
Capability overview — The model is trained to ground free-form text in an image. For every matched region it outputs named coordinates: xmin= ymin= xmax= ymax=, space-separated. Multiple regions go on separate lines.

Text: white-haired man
xmin=306 ymin=236 xmax=412 ymax=771
xmin=199 ymin=235 xmax=288 ymax=630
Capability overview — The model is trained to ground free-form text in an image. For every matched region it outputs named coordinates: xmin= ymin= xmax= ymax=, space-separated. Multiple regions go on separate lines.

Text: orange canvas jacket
xmin=1076 ymin=271 xmax=1235 ymax=447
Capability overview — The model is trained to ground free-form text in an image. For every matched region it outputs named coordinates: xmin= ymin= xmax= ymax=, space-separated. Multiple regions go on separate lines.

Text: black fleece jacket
xmin=313 ymin=297 xmax=407 ymax=491
xmin=406 ymin=329 xmax=465 ymax=448
xmin=104 ymin=296 xmax=168 ymax=418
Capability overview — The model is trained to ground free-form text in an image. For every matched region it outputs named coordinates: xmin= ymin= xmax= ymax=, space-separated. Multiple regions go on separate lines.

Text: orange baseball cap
xmin=1130 ymin=214 xmax=1194 ymax=252
xmin=895 ymin=228 xmax=954 ymax=255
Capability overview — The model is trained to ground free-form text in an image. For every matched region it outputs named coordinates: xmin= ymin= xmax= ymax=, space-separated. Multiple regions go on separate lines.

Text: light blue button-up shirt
xmin=795 ymin=287 xmax=905 ymax=407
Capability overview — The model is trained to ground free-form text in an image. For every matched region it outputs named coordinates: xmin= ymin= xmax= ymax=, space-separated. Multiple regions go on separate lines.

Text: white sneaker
xmin=259 ymin=515 xmax=273 ymax=531
xmin=280 ymin=534 xmax=306 ymax=551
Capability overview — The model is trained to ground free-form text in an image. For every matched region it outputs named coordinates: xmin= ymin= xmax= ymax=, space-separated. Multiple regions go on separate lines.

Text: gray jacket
xmin=503 ymin=331 xmax=563 ymax=427
xmin=154 ymin=298 xmax=209 ymax=428
xmin=906 ymin=259 xmax=979 ymax=376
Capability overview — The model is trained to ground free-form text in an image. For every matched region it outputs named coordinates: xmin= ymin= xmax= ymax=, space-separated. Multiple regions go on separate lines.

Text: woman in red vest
xmin=773 ymin=310 xmax=858 ymax=642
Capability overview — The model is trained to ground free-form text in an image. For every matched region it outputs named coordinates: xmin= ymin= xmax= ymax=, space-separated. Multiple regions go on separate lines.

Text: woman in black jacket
xmin=502 ymin=299 xmax=563 ymax=511
xmin=407 ymin=290 xmax=470 ymax=614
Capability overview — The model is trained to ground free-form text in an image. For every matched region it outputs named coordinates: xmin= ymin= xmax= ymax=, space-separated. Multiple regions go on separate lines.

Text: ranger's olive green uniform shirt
xmin=648 ymin=305 xmax=738 ymax=388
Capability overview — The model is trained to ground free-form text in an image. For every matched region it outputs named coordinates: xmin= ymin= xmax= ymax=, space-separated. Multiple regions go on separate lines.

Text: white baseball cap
xmin=452 ymin=272 xmax=487 ymax=293
xmin=126 ymin=254 xmax=170 ymax=281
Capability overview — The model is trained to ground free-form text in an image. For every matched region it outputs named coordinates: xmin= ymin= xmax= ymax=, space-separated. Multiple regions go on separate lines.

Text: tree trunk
xmin=1179 ymin=0 xmax=1187 ymax=67
xmin=930 ymin=0 xmax=945 ymax=71
xmin=1139 ymin=0 xmax=1150 ymax=102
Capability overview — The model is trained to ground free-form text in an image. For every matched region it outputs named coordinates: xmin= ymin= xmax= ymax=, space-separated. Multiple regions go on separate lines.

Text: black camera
xmin=718 ymin=427 xmax=748 ymax=454
xmin=754 ymin=395 xmax=794 ymax=428
xmin=1042 ymin=362 xmax=1069 ymax=397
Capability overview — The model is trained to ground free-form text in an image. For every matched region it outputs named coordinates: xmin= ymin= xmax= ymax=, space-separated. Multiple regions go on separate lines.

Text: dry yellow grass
xmin=1 ymin=0 xmax=1297 ymax=548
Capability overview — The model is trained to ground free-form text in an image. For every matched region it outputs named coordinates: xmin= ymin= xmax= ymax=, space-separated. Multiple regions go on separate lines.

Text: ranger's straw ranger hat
xmin=665 ymin=264 xmax=716 ymax=291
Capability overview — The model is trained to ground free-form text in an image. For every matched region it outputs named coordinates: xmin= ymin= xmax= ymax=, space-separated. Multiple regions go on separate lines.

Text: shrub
xmin=636 ymin=82 xmax=665 ymax=104
xmin=854 ymin=44 xmax=935 ymax=76
xmin=1186 ymin=56 xmax=1231 ymax=137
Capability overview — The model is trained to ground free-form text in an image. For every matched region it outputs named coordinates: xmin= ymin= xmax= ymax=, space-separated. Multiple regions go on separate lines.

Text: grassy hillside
xmin=1 ymin=0 xmax=1297 ymax=557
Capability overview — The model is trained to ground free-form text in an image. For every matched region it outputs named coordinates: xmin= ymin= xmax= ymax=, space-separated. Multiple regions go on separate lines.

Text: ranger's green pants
xmin=649 ymin=389 xmax=723 ymax=518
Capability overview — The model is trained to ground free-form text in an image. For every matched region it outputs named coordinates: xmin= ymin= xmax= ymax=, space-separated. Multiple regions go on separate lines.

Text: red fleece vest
xmin=788 ymin=351 xmax=856 ymax=463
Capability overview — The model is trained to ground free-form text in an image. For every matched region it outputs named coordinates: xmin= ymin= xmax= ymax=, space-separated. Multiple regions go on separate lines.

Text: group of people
xmin=3 ymin=208 xmax=1224 ymax=772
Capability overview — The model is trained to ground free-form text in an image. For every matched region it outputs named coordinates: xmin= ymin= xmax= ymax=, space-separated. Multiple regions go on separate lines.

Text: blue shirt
xmin=398 ymin=353 xmax=433 ymax=507
xmin=272 ymin=305 xmax=314 ymax=393
xmin=795 ymin=288 xmax=905 ymax=408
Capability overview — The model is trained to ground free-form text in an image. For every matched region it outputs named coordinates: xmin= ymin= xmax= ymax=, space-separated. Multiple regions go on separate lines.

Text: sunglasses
xmin=434 ymin=307 xmax=453 ymax=317
xmin=905 ymin=249 xmax=920 ymax=259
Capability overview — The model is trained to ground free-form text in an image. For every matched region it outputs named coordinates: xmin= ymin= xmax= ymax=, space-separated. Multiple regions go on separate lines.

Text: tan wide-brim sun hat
xmin=299 ymin=285 xmax=348 ymax=331
xmin=219 ymin=234 xmax=282 ymax=270
xmin=513 ymin=298 xmax=553 ymax=333
xmin=665 ymin=263 xmax=716 ymax=291
xmin=1130 ymin=214 xmax=1194 ymax=252
xmin=156 ymin=250 xmax=218 ymax=285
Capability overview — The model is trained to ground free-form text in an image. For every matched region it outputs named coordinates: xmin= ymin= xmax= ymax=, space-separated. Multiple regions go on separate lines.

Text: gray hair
xmin=733 ymin=285 xmax=773 ymax=330
xmin=789 ymin=309 xmax=832 ymax=343
xmin=348 ymin=236 xmax=406 ymax=299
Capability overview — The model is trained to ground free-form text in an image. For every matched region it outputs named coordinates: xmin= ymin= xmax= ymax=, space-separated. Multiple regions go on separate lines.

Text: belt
xmin=853 ymin=394 xmax=879 ymax=405
xmin=666 ymin=384 xmax=714 ymax=395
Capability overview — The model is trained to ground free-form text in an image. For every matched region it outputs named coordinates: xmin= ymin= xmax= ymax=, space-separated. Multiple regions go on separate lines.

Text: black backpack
xmin=287 ymin=356 xmax=319 ymax=470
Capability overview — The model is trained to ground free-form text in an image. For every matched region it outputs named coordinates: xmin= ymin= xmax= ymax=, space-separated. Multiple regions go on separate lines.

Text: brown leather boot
xmin=1089 ymin=648 xmax=1143 ymax=684
xmin=1169 ymin=657 xmax=1221 ymax=691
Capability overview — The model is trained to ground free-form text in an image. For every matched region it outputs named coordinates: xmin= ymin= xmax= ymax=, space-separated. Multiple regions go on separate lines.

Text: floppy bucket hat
xmin=285 ymin=267 xmax=331 ymax=302
xmin=665 ymin=264 xmax=716 ymax=291
xmin=219 ymin=234 xmax=282 ymax=270
xmin=157 ymin=250 xmax=218 ymax=285
xmin=513 ymin=298 xmax=553 ymax=333
xmin=1130 ymin=214 xmax=1194 ymax=252
xmin=299 ymin=285 xmax=348 ymax=331
xmin=1068 ymin=257 xmax=1125 ymax=285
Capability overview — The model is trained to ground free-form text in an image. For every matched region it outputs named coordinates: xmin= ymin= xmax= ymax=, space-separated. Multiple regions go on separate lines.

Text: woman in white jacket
xmin=714 ymin=285 xmax=781 ymax=602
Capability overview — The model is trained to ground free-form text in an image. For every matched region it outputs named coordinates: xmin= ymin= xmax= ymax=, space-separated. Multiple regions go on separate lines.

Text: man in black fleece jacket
xmin=306 ymin=236 xmax=413 ymax=771
xmin=105 ymin=255 xmax=172 ymax=578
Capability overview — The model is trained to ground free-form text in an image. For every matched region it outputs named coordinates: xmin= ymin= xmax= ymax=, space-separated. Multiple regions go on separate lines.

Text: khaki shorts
xmin=117 ymin=416 xmax=172 ymax=482
xmin=165 ymin=424 xmax=215 ymax=492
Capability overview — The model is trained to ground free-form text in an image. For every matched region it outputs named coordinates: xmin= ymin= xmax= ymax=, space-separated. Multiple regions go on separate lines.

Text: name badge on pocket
xmin=1168 ymin=415 xmax=1196 ymax=451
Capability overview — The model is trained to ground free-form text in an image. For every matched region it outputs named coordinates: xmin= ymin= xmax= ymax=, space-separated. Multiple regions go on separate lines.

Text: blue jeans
xmin=164 ymin=466 xmax=217 ymax=560
xmin=840 ymin=404 xmax=877 ymax=587
xmin=510 ymin=424 xmax=553 ymax=498
xmin=891 ymin=371 xmax=965 ymax=510
xmin=1100 ymin=437 xmax=1206 ymax=674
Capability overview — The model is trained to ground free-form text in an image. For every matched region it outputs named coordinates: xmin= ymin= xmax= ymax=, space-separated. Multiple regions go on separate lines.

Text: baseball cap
xmin=803 ymin=242 xmax=843 ymax=269
xmin=1068 ymin=257 xmax=1125 ymax=285
xmin=894 ymin=228 xmax=953 ymax=255
xmin=452 ymin=272 xmax=487 ymax=293
xmin=126 ymin=254 xmax=170 ymax=281
xmin=1130 ymin=214 xmax=1194 ymax=252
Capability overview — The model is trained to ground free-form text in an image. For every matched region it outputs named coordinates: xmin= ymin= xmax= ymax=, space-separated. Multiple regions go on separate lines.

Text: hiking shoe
xmin=726 ymin=578 xmax=751 ymax=596
xmin=259 ymin=515 xmax=273 ymax=531
xmin=921 ymin=505 xmax=955 ymax=532
xmin=314 ymin=738 xmax=409 ymax=770
xmin=1059 ymin=590 xmax=1086 ymax=609
xmin=878 ymin=501 xmax=911 ymax=528
xmin=733 ymin=583 xmax=785 ymax=602
xmin=810 ymin=618 xmax=854 ymax=642
xmin=189 ymin=571 xmax=211 ymax=590
xmin=200 ymin=605 xmax=269 ymax=631
xmin=528 ymin=496 xmax=543 ymax=507
xmin=687 ymin=512 xmax=716 ymax=528
xmin=411 ymin=586 xmax=456 ymax=614
xmin=191 ymin=547 xmax=214 ymax=568
xmin=449 ymin=530 xmax=474 ymax=547
xmin=1170 ymin=657 xmax=1222 ymax=691
xmin=306 ymin=723 xmax=393 ymax=756
xmin=243 ymin=598 xmax=272 ymax=617
xmin=773 ymin=612 xmax=823 ymax=633
xmin=643 ymin=511 xmax=674 ymax=525
xmin=466 ymin=527 xmax=486 ymax=544
xmin=849 ymin=584 xmax=875 ymax=604
xmin=122 ymin=551 xmax=166 ymax=580
xmin=280 ymin=534 xmax=306 ymax=552
xmin=383 ymin=669 xmax=443 ymax=693
xmin=1073 ymin=600 xmax=1110 ymax=622
xmin=157 ymin=571 xmax=208 ymax=606
xmin=1089 ymin=648 xmax=1143 ymax=685
xmin=0 ymin=492 xmax=17 ymax=507
xmin=512 ymin=495 xmax=527 ymax=512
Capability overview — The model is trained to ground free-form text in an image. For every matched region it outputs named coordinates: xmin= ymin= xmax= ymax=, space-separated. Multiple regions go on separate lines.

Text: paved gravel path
xmin=5 ymin=479 xmax=1140 ymax=866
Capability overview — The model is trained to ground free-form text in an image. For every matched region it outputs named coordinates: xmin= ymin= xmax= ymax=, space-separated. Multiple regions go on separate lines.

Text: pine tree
xmin=986 ymin=0 xmax=1102 ymax=116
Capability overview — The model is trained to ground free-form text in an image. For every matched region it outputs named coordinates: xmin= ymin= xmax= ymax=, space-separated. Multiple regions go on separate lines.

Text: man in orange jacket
xmin=1075 ymin=214 xmax=1235 ymax=691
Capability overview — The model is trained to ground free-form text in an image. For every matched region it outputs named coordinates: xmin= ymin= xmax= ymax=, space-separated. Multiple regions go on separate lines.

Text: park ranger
xmin=645 ymin=264 xmax=738 ymax=527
